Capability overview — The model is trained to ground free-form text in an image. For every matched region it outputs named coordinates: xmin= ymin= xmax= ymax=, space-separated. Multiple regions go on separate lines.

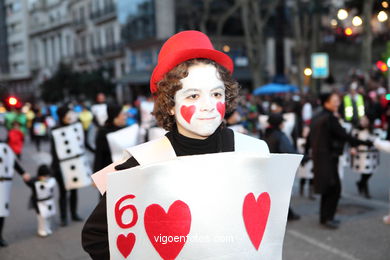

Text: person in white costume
xmin=81 ymin=31 xmax=289 ymax=259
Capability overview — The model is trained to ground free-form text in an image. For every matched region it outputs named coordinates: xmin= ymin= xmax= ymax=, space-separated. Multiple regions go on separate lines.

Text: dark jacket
xmin=93 ymin=125 xmax=122 ymax=172
xmin=81 ymin=126 xmax=234 ymax=259
xmin=308 ymin=109 xmax=369 ymax=193
xmin=264 ymin=127 xmax=297 ymax=154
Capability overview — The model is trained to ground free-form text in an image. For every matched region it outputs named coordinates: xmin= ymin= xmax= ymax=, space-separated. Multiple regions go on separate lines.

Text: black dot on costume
xmin=3 ymin=148 xmax=7 ymax=154
xmin=354 ymin=133 xmax=359 ymax=138
xmin=0 ymin=158 xmax=3 ymax=163
xmin=61 ymin=132 xmax=66 ymax=137
xmin=50 ymin=188 xmax=54 ymax=193
xmin=74 ymin=127 xmax=78 ymax=132
xmin=73 ymin=177 xmax=78 ymax=182
xmin=5 ymin=203 xmax=8 ymax=209
xmin=365 ymin=166 xmax=370 ymax=169
xmin=70 ymin=165 xmax=76 ymax=170
xmin=366 ymin=155 xmax=370 ymax=159
xmin=356 ymin=155 xmax=360 ymax=159
xmin=77 ymin=136 xmax=81 ymax=141
xmin=40 ymin=184 xmax=45 ymax=190
xmin=355 ymin=165 xmax=359 ymax=169
xmin=66 ymin=149 xmax=71 ymax=154
xmin=64 ymin=140 xmax=69 ymax=145
xmin=48 ymin=205 xmax=52 ymax=211
xmin=5 ymin=167 xmax=8 ymax=173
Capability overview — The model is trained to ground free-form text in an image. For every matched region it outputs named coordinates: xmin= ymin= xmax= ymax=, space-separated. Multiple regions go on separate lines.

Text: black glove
xmin=301 ymin=155 xmax=310 ymax=166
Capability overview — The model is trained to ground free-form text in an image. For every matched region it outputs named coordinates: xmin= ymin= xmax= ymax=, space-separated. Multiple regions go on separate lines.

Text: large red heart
xmin=116 ymin=233 xmax=136 ymax=258
xmin=144 ymin=200 xmax=191 ymax=260
xmin=242 ymin=192 xmax=271 ymax=250
xmin=217 ymin=102 xmax=225 ymax=119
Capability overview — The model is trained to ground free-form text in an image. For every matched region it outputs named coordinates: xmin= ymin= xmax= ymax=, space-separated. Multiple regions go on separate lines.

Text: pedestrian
xmin=263 ymin=113 xmax=300 ymax=221
xmin=31 ymin=108 xmax=48 ymax=152
xmin=0 ymin=142 xmax=30 ymax=247
xmin=308 ymin=92 xmax=372 ymax=229
xmin=7 ymin=121 xmax=25 ymax=159
xmin=350 ymin=116 xmax=379 ymax=199
xmin=81 ymin=30 xmax=269 ymax=259
xmin=50 ymin=105 xmax=87 ymax=226
xmin=26 ymin=165 xmax=56 ymax=237
xmin=93 ymin=104 xmax=127 ymax=172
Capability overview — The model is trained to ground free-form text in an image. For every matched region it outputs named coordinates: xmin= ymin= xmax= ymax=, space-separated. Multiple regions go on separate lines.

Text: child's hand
xmin=350 ymin=147 xmax=357 ymax=155
xmin=22 ymin=172 xmax=31 ymax=182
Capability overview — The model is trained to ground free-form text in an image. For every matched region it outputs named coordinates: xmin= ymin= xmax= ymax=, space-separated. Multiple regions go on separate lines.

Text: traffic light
xmin=344 ymin=27 xmax=353 ymax=36
xmin=376 ymin=60 xmax=388 ymax=72
xmin=6 ymin=96 xmax=20 ymax=107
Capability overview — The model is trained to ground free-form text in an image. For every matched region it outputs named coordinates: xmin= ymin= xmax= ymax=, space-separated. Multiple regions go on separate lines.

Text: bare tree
xmin=361 ymin=0 xmax=374 ymax=81
xmin=240 ymin=0 xmax=280 ymax=88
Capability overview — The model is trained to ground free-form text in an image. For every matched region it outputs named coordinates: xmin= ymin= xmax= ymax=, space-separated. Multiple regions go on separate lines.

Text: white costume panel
xmin=373 ymin=128 xmax=387 ymax=140
xmin=92 ymin=132 xmax=270 ymax=195
xmin=107 ymin=152 xmax=302 ymax=259
xmin=52 ymin=123 xmax=91 ymax=190
xmin=0 ymin=144 xmax=15 ymax=217
xmin=148 ymin=127 xmax=168 ymax=141
xmin=296 ymin=138 xmax=313 ymax=179
xmin=107 ymin=124 xmax=140 ymax=162
xmin=351 ymin=129 xmax=379 ymax=175
xmin=91 ymin=103 xmax=108 ymax=127
xmin=35 ymin=178 xmax=56 ymax=218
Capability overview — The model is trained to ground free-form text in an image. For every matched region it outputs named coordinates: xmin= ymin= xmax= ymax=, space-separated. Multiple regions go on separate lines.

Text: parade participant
xmin=0 ymin=142 xmax=30 ymax=247
xmin=93 ymin=105 xmax=127 ymax=172
xmin=7 ymin=121 xmax=25 ymax=159
xmin=350 ymin=116 xmax=379 ymax=199
xmin=341 ymin=81 xmax=365 ymax=127
xmin=91 ymin=93 xmax=108 ymax=128
xmin=50 ymin=105 xmax=91 ymax=227
xmin=263 ymin=113 xmax=300 ymax=221
xmin=308 ymin=92 xmax=372 ymax=229
xmin=26 ymin=165 xmax=56 ymax=237
xmin=82 ymin=30 xmax=276 ymax=259
xmin=31 ymin=108 xmax=48 ymax=152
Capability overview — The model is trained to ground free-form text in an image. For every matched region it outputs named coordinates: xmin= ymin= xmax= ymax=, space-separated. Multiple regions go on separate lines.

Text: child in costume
xmin=0 ymin=142 xmax=30 ymax=247
xmin=27 ymin=165 xmax=56 ymax=237
xmin=7 ymin=121 xmax=24 ymax=159
xmin=82 ymin=30 xmax=271 ymax=259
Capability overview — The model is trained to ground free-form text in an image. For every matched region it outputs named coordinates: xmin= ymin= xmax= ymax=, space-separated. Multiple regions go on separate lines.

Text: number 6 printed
xmin=115 ymin=194 xmax=138 ymax=229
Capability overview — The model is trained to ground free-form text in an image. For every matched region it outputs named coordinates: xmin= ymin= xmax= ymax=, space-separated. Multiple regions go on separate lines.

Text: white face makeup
xmin=172 ymin=63 xmax=226 ymax=139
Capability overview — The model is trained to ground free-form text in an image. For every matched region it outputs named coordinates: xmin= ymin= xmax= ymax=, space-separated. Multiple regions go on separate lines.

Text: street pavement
xmin=0 ymin=138 xmax=389 ymax=260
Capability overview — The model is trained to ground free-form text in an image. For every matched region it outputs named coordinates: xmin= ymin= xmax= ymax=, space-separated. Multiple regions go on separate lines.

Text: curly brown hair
xmin=152 ymin=58 xmax=240 ymax=131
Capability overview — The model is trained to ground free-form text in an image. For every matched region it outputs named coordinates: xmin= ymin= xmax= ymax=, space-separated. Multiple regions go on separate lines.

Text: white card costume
xmin=91 ymin=103 xmax=108 ymax=127
xmin=0 ymin=144 xmax=15 ymax=217
xmin=106 ymin=151 xmax=302 ymax=259
xmin=351 ymin=129 xmax=379 ymax=174
xmin=296 ymin=138 xmax=313 ymax=179
xmin=52 ymin=122 xmax=92 ymax=190
xmin=35 ymin=178 xmax=56 ymax=218
xmin=107 ymin=124 xmax=140 ymax=162
xmin=373 ymin=128 xmax=387 ymax=140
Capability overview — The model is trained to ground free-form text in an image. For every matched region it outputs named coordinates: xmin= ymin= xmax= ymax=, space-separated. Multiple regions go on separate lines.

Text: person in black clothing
xmin=81 ymin=31 xmax=271 ymax=259
xmin=264 ymin=113 xmax=300 ymax=221
xmin=31 ymin=108 xmax=48 ymax=152
xmin=0 ymin=143 xmax=30 ymax=247
xmin=50 ymin=105 xmax=83 ymax=227
xmin=93 ymin=105 xmax=127 ymax=172
xmin=308 ymin=92 xmax=372 ymax=229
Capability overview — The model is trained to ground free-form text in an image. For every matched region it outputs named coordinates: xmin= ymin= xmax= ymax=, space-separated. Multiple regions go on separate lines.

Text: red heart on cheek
xmin=180 ymin=105 xmax=196 ymax=124
xmin=217 ymin=102 xmax=225 ymax=119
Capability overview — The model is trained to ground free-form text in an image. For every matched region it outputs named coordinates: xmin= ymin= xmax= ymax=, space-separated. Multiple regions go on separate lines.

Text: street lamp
xmin=330 ymin=19 xmax=338 ymax=27
xmin=378 ymin=11 xmax=388 ymax=22
xmin=222 ymin=45 xmax=230 ymax=53
xmin=337 ymin=9 xmax=348 ymax=20
xmin=344 ymin=27 xmax=353 ymax=36
xmin=304 ymin=68 xmax=312 ymax=76
xmin=352 ymin=16 xmax=363 ymax=26
xmin=382 ymin=1 xmax=389 ymax=8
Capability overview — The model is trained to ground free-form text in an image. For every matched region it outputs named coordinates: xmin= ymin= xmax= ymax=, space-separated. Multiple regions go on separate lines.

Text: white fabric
xmin=37 ymin=215 xmax=52 ymax=237
xmin=92 ymin=132 xmax=269 ymax=195
xmin=374 ymin=139 xmax=390 ymax=153
xmin=106 ymin=152 xmax=302 ymax=259
xmin=301 ymin=103 xmax=312 ymax=122
xmin=60 ymin=155 xmax=92 ymax=190
xmin=0 ymin=144 xmax=15 ymax=217
xmin=35 ymin=178 xmax=56 ymax=218
xmin=107 ymin=124 xmax=140 ymax=162
xmin=91 ymin=104 xmax=108 ymax=127
xmin=51 ymin=123 xmax=85 ymax=161
xmin=148 ymin=127 xmax=168 ymax=141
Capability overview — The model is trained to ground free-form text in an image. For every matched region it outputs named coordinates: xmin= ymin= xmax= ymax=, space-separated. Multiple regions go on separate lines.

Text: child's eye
xmin=213 ymin=92 xmax=223 ymax=98
xmin=187 ymin=94 xmax=199 ymax=100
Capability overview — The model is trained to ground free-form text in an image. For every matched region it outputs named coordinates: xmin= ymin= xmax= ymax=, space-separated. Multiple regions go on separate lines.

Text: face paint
xmin=173 ymin=64 xmax=225 ymax=139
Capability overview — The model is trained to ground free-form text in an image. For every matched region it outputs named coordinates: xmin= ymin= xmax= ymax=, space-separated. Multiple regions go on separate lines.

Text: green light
xmin=386 ymin=94 xmax=390 ymax=100
xmin=387 ymin=57 xmax=390 ymax=67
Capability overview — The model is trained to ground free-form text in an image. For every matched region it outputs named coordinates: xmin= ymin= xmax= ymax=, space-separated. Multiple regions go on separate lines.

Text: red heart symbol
xmin=180 ymin=105 xmax=196 ymax=124
xmin=243 ymin=192 xmax=271 ymax=250
xmin=116 ymin=233 xmax=136 ymax=258
xmin=144 ymin=200 xmax=191 ymax=260
xmin=217 ymin=102 xmax=225 ymax=119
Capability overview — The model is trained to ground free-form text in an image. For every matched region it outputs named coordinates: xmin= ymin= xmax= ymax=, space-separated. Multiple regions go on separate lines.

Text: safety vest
xmin=344 ymin=94 xmax=365 ymax=121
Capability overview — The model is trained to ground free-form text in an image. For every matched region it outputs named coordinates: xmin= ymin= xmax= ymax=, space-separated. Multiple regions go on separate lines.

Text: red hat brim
xmin=150 ymin=48 xmax=234 ymax=94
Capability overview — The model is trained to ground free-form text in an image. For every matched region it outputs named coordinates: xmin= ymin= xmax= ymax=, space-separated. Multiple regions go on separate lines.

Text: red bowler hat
xmin=150 ymin=30 xmax=234 ymax=94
